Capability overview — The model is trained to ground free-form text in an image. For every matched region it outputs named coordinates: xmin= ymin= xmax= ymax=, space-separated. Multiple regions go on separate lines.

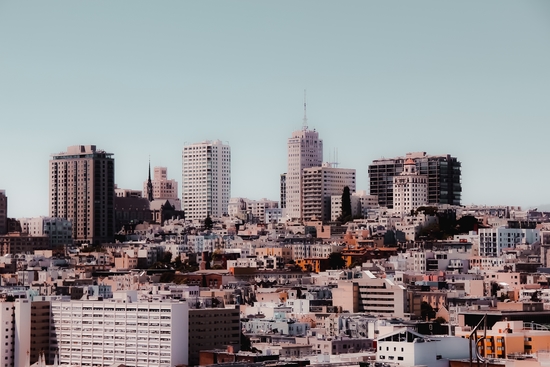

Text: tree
xmin=162 ymin=251 xmax=172 ymax=264
xmin=328 ymin=252 xmax=345 ymax=270
xmin=420 ymin=301 xmax=436 ymax=320
xmin=204 ymin=214 xmax=213 ymax=230
xmin=339 ymin=186 xmax=352 ymax=223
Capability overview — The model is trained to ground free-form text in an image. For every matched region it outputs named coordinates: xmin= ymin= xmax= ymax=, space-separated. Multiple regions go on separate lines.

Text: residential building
xmin=19 ymin=217 xmax=73 ymax=247
xmin=49 ymin=145 xmax=115 ymax=245
xmin=393 ymin=158 xmax=428 ymax=215
xmin=286 ymin=124 xmax=323 ymax=220
xmin=0 ymin=299 xmax=31 ymax=367
xmin=30 ymin=300 xmax=51 ymax=364
xmin=302 ymin=163 xmax=355 ymax=222
xmin=0 ymin=233 xmax=50 ymax=255
xmin=368 ymin=152 xmax=461 ymax=208
xmin=188 ymin=306 xmax=240 ymax=366
xmin=50 ymin=295 xmax=189 ymax=366
xmin=0 ymin=190 xmax=6 ymax=235
xmin=143 ymin=166 xmax=181 ymax=210
xmin=478 ymin=226 xmax=540 ymax=257
xmin=182 ymin=140 xmax=231 ymax=221
xmin=280 ymin=173 xmax=286 ymax=209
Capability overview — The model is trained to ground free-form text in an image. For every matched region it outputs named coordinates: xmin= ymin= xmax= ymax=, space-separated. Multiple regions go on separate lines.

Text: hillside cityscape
xmin=0 ymin=121 xmax=549 ymax=367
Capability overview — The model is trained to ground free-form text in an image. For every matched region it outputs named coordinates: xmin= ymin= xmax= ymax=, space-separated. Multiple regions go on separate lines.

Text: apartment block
xmin=50 ymin=297 xmax=189 ymax=366
xmin=0 ymin=191 xmax=6 ymax=235
xmin=0 ymin=233 xmax=50 ymax=255
xmin=19 ymin=217 xmax=73 ymax=247
xmin=182 ymin=140 xmax=231 ymax=221
xmin=369 ymin=152 xmax=461 ymax=208
xmin=49 ymin=145 xmax=115 ymax=245
xmin=302 ymin=164 xmax=355 ymax=222
xmin=188 ymin=306 xmax=240 ymax=366
xmin=0 ymin=299 xmax=31 ymax=367
xmin=478 ymin=227 xmax=540 ymax=257
xmin=393 ymin=158 xmax=428 ymax=215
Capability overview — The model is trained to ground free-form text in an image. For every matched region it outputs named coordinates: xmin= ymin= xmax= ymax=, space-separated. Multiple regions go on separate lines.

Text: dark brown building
xmin=0 ymin=233 xmax=50 ymax=255
xmin=30 ymin=301 xmax=51 ymax=364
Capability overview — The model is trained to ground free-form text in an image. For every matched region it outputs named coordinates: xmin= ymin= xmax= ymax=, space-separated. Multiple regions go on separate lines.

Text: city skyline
xmin=1 ymin=1 xmax=550 ymax=218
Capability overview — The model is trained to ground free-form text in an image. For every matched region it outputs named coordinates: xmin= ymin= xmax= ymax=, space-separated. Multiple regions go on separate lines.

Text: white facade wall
xmin=393 ymin=160 xmax=428 ymax=216
xmin=286 ymin=129 xmax=323 ymax=220
xmin=478 ymin=227 xmax=540 ymax=257
xmin=0 ymin=300 xmax=31 ymax=367
xmin=182 ymin=140 xmax=231 ymax=221
xmin=51 ymin=300 xmax=188 ymax=367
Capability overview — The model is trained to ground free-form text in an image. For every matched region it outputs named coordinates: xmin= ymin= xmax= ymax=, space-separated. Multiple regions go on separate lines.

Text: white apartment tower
xmin=49 ymin=145 xmax=115 ymax=245
xmin=182 ymin=140 xmax=231 ymax=221
xmin=286 ymin=103 xmax=323 ymax=220
xmin=393 ymin=158 xmax=428 ymax=215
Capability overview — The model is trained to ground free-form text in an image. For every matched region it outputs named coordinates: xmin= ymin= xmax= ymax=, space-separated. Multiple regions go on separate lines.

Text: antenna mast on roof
xmin=302 ymin=90 xmax=308 ymax=130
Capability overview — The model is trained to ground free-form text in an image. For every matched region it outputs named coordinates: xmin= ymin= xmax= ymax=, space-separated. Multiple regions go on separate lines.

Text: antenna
xmin=302 ymin=90 xmax=308 ymax=130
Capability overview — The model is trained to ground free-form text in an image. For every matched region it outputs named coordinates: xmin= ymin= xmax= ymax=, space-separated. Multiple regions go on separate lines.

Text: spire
xmin=302 ymin=89 xmax=308 ymax=130
xmin=147 ymin=158 xmax=153 ymax=202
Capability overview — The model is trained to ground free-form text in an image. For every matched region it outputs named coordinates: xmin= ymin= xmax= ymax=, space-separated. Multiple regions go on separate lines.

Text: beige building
xmin=49 ymin=145 xmax=115 ymax=245
xmin=302 ymin=163 xmax=356 ymax=222
xmin=143 ymin=166 xmax=181 ymax=210
xmin=393 ymin=158 xmax=428 ymax=215
xmin=0 ymin=232 xmax=50 ymax=255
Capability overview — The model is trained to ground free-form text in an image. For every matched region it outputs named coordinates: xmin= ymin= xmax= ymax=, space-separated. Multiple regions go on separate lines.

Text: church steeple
xmin=147 ymin=159 xmax=153 ymax=202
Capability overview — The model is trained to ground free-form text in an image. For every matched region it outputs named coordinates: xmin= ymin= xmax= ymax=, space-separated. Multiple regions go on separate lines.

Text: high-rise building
xmin=368 ymin=152 xmax=461 ymax=209
xmin=286 ymin=118 xmax=323 ymax=220
xmin=280 ymin=173 xmax=287 ymax=209
xmin=143 ymin=166 xmax=181 ymax=210
xmin=392 ymin=158 xmax=428 ymax=215
xmin=49 ymin=145 xmax=115 ymax=245
xmin=182 ymin=140 xmax=231 ymax=221
xmin=302 ymin=163 xmax=355 ymax=222
xmin=0 ymin=190 xmax=7 ymax=235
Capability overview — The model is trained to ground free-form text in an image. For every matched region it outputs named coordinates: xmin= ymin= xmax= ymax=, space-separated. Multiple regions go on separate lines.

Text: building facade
xmin=182 ymin=140 xmax=231 ymax=221
xmin=302 ymin=164 xmax=355 ymax=222
xmin=19 ymin=217 xmax=73 ymax=247
xmin=393 ymin=158 xmax=428 ymax=215
xmin=369 ymin=152 xmax=461 ymax=208
xmin=49 ymin=145 xmax=115 ymax=245
xmin=50 ymin=298 xmax=189 ymax=367
xmin=286 ymin=128 xmax=323 ymax=220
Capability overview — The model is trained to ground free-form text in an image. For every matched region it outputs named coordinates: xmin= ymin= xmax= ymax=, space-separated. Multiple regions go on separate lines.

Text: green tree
xmin=162 ymin=251 xmax=172 ymax=264
xmin=328 ymin=252 xmax=345 ymax=270
xmin=204 ymin=214 xmax=213 ymax=230
xmin=420 ymin=301 xmax=436 ymax=320
xmin=340 ymin=186 xmax=352 ymax=223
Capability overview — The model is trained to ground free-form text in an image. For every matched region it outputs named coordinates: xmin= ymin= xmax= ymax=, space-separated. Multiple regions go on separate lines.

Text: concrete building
xmin=368 ymin=152 xmax=461 ymax=208
xmin=0 ymin=233 xmax=50 ymax=255
xmin=331 ymin=190 xmax=378 ymax=221
xmin=393 ymin=158 xmax=428 ymax=215
xmin=478 ymin=226 xmax=540 ymax=257
xmin=302 ymin=164 xmax=355 ymax=222
xmin=280 ymin=173 xmax=287 ymax=209
xmin=19 ymin=217 xmax=73 ymax=247
xmin=50 ymin=295 xmax=189 ymax=367
xmin=143 ymin=166 xmax=181 ymax=210
xmin=0 ymin=299 xmax=31 ymax=367
xmin=182 ymin=140 xmax=231 ymax=221
xmin=0 ymin=190 xmax=7 ymax=235
xmin=332 ymin=271 xmax=407 ymax=317
xmin=49 ymin=145 xmax=115 ymax=245
xmin=188 ymin=306 xmax=240 ymax=366
xmin=286 ymin=123 xmax=323 ymax=220
xmin=30 ymin=300 xmax=51 ymax=364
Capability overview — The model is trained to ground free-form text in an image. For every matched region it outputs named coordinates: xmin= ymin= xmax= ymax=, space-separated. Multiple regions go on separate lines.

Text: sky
xmin=1 ymin=1 xmax=550 ymax=218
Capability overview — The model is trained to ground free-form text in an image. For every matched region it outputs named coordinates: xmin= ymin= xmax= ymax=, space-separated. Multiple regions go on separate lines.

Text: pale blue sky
xmin=1 ymin=1 xmax=549 ymax=218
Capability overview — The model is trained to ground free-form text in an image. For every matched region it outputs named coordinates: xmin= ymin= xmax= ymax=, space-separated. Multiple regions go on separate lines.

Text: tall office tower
xmin=49 ymin=145 xmax=115 ymax=245
xmin=182 ymin=140 xmax=231 ymax=221
xmin=302 ymin=163 xmax=356 ymax=222
xmin=368 ymin=152 xmax=461 ymax=209
xmin=0 ymin=190 xmax=6 ymax=235
xmin=286 ymin=99 xmax=323 ymax=220
xmin=143 ymin=166 xmax=181 ymax=209
xmin=393 ymin=158 xmax=428 ymax=215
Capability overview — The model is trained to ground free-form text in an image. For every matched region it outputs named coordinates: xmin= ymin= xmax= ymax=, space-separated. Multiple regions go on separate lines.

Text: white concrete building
xmin=19 ymin=216 xmax=73 ymax=246
xmin=182 ymin=140 xmax=231 ymax=221
xmin=50 ymin=295 xmax=189 ymax=367
xmin=286 ymin=127 xmax=323 ymax=220
xmin=478 ymin=226 xmax=540 ymax=257
xmin=0 ymin=299 xmax=30 ymax=367
xmin=393 ymin=158 xmax=428 ymax=215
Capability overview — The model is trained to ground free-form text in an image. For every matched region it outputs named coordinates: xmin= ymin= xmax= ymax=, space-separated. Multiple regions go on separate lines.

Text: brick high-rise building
xmin=368 ymin=152 xmax=461 ymax=209
xmin=182 ymin=140 xmax=231 ymax=221
xmin=49 ymin=145 xmax=115 ymax=245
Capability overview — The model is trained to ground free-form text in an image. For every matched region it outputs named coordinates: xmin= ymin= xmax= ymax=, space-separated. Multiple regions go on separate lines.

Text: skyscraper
xmin=49 ymin=145 xmax=115 ymax=245
xmin=286 ymin=99 xmax=323 ymax=220
xmin=392 ymin=158 xmax=428 ymax=215
xmin=368 ymin=152 xmax=461 ymax=209
xmin=182 ymin=140 xmax=231 ymax=221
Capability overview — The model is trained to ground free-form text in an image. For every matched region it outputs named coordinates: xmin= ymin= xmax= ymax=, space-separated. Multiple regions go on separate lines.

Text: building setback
xmin=182 ymin=140 xmax=231 ymax=221
xmin=368 ymin=152 xmax=461 ymax=209
xmin=49 ymin=145 xmax=115 ymax=245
